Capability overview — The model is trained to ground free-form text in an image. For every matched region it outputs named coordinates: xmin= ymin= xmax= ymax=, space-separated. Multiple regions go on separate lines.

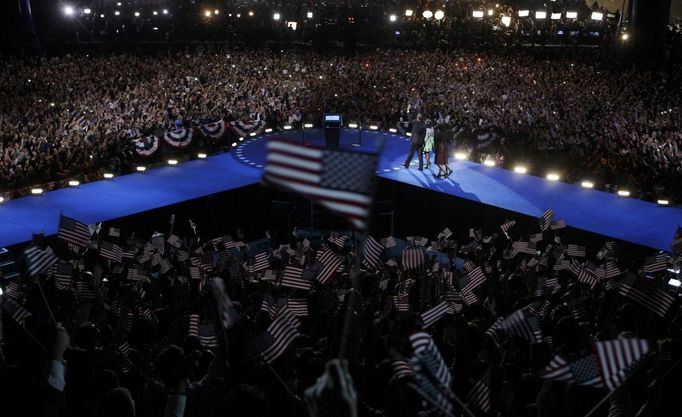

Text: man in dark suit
xmin=403 ymin=114 xmax=427 ymax=170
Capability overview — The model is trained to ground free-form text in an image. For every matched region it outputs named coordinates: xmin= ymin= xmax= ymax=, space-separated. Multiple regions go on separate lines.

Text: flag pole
xmin=34 ymin=276 xmax=56 ymax=324
xmin=407 ymin=383 xmax=457 ymax=417
xmin=266 ymin=362 xmax=302 ymax=402
xmin=338 ymin=231 xmax=362 ymax=360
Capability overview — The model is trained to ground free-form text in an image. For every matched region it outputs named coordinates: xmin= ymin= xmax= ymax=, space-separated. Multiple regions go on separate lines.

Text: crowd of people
xmin=0 ymin=208 xmax=680 ymax=417
xmin=1 ymin=48 xmax=681 ymax=198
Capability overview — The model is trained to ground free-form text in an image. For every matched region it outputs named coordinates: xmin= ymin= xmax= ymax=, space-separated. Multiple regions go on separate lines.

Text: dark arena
xmin=3 ymin=1 xmax=682 ymax=416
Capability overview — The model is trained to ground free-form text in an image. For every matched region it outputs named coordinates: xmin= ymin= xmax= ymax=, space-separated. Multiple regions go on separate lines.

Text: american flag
xmin=280 ymin=265 xmax=312 ymax=290
xmin=253 ymin=307 xmax=300 ymax=364
xmin=317 ymin=256 xmax=344 ymax=285
xmin=388 ymin=348 xmax=416 ymax=381
xmin=53 ymin=262 xmax=73 ymax=290
xmin=189 ymin=267 xmax=201 ymax=280
xmin=539 ymin=208 xmax=554 ymax=231
xmin=401 ymin=245 xmax=425 ymax=271
xmin=262 ymin=138 xmax=378 ymax=230
xmin=58 ymin=215 xmax=91 ymax=247
xmin=578 ymin=266 xmax=599 ymax=289
xmin=420 ymin=301 xmax=453 ymax=328
xmin=461 ymin=266 xmax=486 ymax=294
xmin=598 ymin=261 xmax=622 ymax=280
xmin=541 ymin=354 xmax=603 ymax=387
xmin=245 ymin=252 xmax=270 ymax=274
xmin=462 ymin=291 xmax=479 ymax=306
xmin=100 ymin=241 xmax=123 ymax=263
xmin=211 ymin=279 xmax=238 ymax=330
xmin=126 ymin=268 xmax=146 ymax=281
xmin=619 ymin=276 xmax=676 ymax=317
xmin=260 ymin=293 xmax=279 ymax=319
xmin=392 ymin=294 xmax=410 ymax=312
xmin=550 ymin=219 xmax=567 ymax=230
xmin=167 ymin=234 xmax=183 ymax=248
xmin=382 ymin=237 xmax=397 ymax=248
xmin=151 ymin=233 xmax=165 ymax=254
xmin=362 ymin=236 xmax=384 ymax=271
xmin=499 ymin=309 xmax=543 ymax=343
xmin=643 ymin=254 xmax=668 ymax=274
xmin=198 ymin=324 xmax=219 ymax=348
xmin=466 ymin=367 xmax=491 ymax=413
xmin=438 ymin=227 xmax=453 ymax=240
xmin=159 ymin=258 xmax=174 ymax=274
xmin=0 ymin=296 xmax=32 ymax=326
xmin=565 ymin=244 xmax=586 ymax=257
xmin=463 ymin=260 xmax=476 ymax=272
xmin=409 ymin=332 xmax=453 ymax=414
xmin=512 ymin=241 xmax=537 ymax=257
xmin=529 ymin=232 xmax=545 ymax=243
xmin=108 ymin=227 xmax=121 ymax=238
xmin=595 ymin=338 xmax=649 ymax=390
xmin=24 ymin=246 xmax=58 ymax=277
xmin=76 ymin=281 xmax=97 ymax=300
xmin=500 ymin=220 xmax=516 ymax=237
xmin=328 ymin=234 xmax=349 ymax=248
xmin=485 ymin=317 xmax=506 ymax=347
xmin=282 ymin=298 xmax=308 ymax=317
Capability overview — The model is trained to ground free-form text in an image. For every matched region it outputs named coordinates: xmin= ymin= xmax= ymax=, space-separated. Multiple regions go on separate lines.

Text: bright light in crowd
xmin=487 ymin=9 xmax=494 ymax=16
xmin=591 ymin=11 xmax=603 ymax=21
xmin=68 ymin=180 xmax=80 ymax=187
xmin=566 ymin=11 xmax=578 ymax=19
xmin=116 ymin=2 xmax=121 ymax=5
xmin=546 ymin=173 xmax=560 ymax=181
xmin=513 ymin=166 xmax=527 ymax=174
xmin=657 ymin=199 xmax=670 ymax=206
xmin=483 ymin=159 xmax=495 ymax=167
xmin=422 ymin=10 xmax=433 ymax=19
xmin=307 ymin=12 xmax=313 ymax=19
xmin=501 ymin=16 xmax=511 ymax=27
xmin=100 ymin=13 xmax=104 ymax=18
xmin=0 ymin=196 xmax=4 ymax=203
xmin=617 ymin=190 xmax=630 ymax=197
xmin=63 ymin=5 xmax=75 ymax=16
xmin=31 ymin=188 xmax=43 ymax=195
xmin=163 ymin=9 xmax=168 ymax=15
xmin=348 ymin=123 xmax=358 ymax=128
xmin=204 ymin=10 xmax=212 ymax=17
xmin=231 ymin=142 xmax=238 ymax=147
xmin=136 ymin=166 xmax=146 ymax=172
xmin=103 ymin=173 xmax=114 ymax=179
xmin=264 ymin=128 xmax=273 ymax=133
xmin=369 ymin=125 xmax=379 ymax=130
xmin=405 ymin=9 xmax=414 ymax=17
xmin=83 ymin=8 xmax=91 ymax=15
xmin=435 ymin=10 xmax=445 ymax=20
xmin=249 ymin=11 xmax=254 ymax=17
xmin=551 ymin=13 xmax=561 ymax=20
xmin=669 ymin=278 xmax=682 ymax=287
xmin=518 ymin=10 xmax=529 ymax=17
xmin=153 ymin=10 xmax=158 ymax=15
xmin=249 ymin=132 xmax=257 ymax=137
xmin=389 ymin=128 xmax=397 ymax=133
xmin=114 ymin=10 xmax=120 ymax=16
xmin=167 ymin=159 xmax=178 ymax=166
xmin=304 ymin=123 xmax=314 ymax=128
xmin=197 ymin=153 xmax=207 ymax=159
xmin=283 ymin=125 xmax=292 ymax=130
xmin=389 ymin=14 xmax=397 ymax=22
xmin=535 ymin=11 xmax=547 ymax=19
xmin=581 ymin=181 xmax=594 ymax=189
xmin=239 ymin=137 xmax=244 ymax=142
xmin=454 ymin=152 xmax=468 ymax=160
xmin=134 ymin=11 xmax=140 ymax=17
xmin=273 ymin=13 xmax=281 ymax=20
xmin=214 ymin=10 xmax=219 ymax=15
xmin=472 ymin=10 xmax=484 ymax=18
xmin=621 ymin=33 xmax=629 ymax=41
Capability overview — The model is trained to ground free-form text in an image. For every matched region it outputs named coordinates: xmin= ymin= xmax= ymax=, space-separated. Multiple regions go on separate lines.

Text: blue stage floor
xmin=1 ymin=129 xmax=680 ymax=252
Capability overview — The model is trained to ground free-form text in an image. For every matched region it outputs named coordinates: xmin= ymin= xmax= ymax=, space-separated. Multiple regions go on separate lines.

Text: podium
xmin=323 ymin=114 xmax=342 ymax=148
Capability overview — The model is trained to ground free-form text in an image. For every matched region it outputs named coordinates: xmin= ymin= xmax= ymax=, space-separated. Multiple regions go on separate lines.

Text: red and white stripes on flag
xmin=565 ymin=244 xmax=586 ymax=257
xmin=420 ymin=301 xmax=453 ymax=328
xmin=401 ymin=245 xmax=425 ymax=271
xmin=0 ymin=296 xmax=32 ymax=326
xmin=24 ymin=246 xmax=58 ymax=277
xmin=539 ymin=208 xmax=554 ymax=231
xmin=246 ymin=252 xmax=270 ymax=274
xmin=462 ymin=266 xmax=486 ymax=294
xmin=466 ymin=367 xmax=492 ymax=413
xmin=255 ymin=307 xmax=300 ymax=364
xmin=595 ymin=338 xmax=649 ymax=391
xmin=99 ymin=241 xmax=123 ymax=263
xmin=362 ymin=236 xmax=384 ymax=271
xmin=512 ymin=241 xmax=537 ymax=257
xmin=619 ymin=277 xmax=676 ymax=317
xmin=263 ymin=138 xmax=378 ymax=230
xmin=499 ymin=309 xmax=543 ymax=343
xmin=388 ymin=348 xmax=416 ymax=381
xmin=58 ymin=215 xmax=91 ymax=247
xmin=280 ymin=265 xmax=312 ymax=290
xmin=409 ymin=332 xmax=453 ymax=414
xmin=643 ymin=254 xmax=668 ymax=274
xmin=500 ymin=220 xmax=516 ymax=237
xmin=316 ymin=255 xmax=344 ymax=285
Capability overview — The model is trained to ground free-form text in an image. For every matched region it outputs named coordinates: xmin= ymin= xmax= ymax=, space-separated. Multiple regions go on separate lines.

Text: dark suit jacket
xmin=410 ymin=121 xmax=426 ymax=144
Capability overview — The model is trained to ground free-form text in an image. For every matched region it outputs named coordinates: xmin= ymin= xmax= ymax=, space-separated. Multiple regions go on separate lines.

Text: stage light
xmin=483 ymin=159 xmax=495 ymax=167
xmin=389 ymin=14 xmax=397 ymax=22
xmin=591 ymin=12 xmax=603 ymax=21
xmin=249 ymin=132 xmax=257 ymax=137
xmin=153 ymin=10 xmax=158 ymax=15
xmin=31 ymin=188 xmax=43 ymax=195
xmin=551 ymin=13 xmax=561 ymax=20
xmin=116 ymin=2 xmax=121 ymax=5
xmin=472 ymin=10 xmax=484 ymax=18
xmin=63 ymin=6 xmax=75 ymax=16
xmin=239 ymin=137 xmax=244 ymax=141
xmin=167 ymin=159 xmax=178 ymax=166
xmin=566 ymin=11 xmax=578 ymax=19
xmin=0 ymin=196 xmax=4 ymax=203
xmin=405 ymin=9 xmax=414 ymax=17
xmin=197 ymin=153 xmax=207 ymax=159
xmin=68 ymin=180 xmax=80 ymax=187
xmin=454 ymin=152 xmax=467 ymax=160
xmin=283 ymin=125 xmax=292 ymax=130
xmin=487 ymin=9 xmax=494 ymax=16
xmin=204 ymin=10 xmax=212 ymax=17
xmin=621 ymin=33 xmax=629 ymax=41
xmin=304 ymin=123 xmax=313 ymax=128
xmin=136 ymin=166 xmax=146 ymax=172
xmin=617 ymin=190 xmax=630 ymax=197
xmin=669 ymin=278 xmax=682 ymax=287
xmin=134 ymin=11 xmax=140 ymax=17
xmin=657 ymin=199 xmax=670 ymax=206
xmin=518 ymin=10 xmax=529 ymax=17
xmin=100 ymin=13 xmax=104 ymax=18
xmin=581 ymin=181 xmax=594 ymax=189
xmin=535 ymin=11 xmax=547 ymax=19
xmin=273 ymin=13 xmax=281 ymax=20
xmin=83 ymin=8 xmax=91 ymax=15
xmin=389 ymin=128 xmax=397 ymax=133
xmin=231 ymin=142 xmax=238 ymax=147
xmin=307 ymin=11 xmax=313 ymax=19
xmin=435 ymin=10 xmax=445 ymax=20
xmin=369 ymin=125 xmax=379 ymax=130
xmin=422 ymin=10 xmax=433 ymax=19
xmin=114 ymin=10 xmax=120 ymax=16
xmin=214 ymin=9 xmax=219 ymax=15
xmin=348 ymin=123 xmax=358 ymax=128
xmin=501 ymin=16 xmax=511 ymax=27
xmin=103 ymin=173 xmax=114 ymax=179
xmin=406 ymin=132 xmax=412 ymax=136
xmin=265 ymin=128 xmax=273 ymax=133
xmin=162 ymin=9 xmax=168 ymax=15
xmin=249 ymin=11 xmax=255 ymax=17
xmin=546 ymin=173 xmax=560 ymax=181
xmin=513 ymin=166 xmax=527 ymax=174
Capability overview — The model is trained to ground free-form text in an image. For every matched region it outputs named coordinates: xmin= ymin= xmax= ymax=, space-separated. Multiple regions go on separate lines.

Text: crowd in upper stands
xmin=1 ymin=48 xmax=681 ymax=198
xmin=0 ymin=209 xmax=680 ymax=417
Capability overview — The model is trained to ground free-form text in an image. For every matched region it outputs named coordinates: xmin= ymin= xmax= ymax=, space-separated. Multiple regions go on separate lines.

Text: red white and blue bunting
xmin=163 ymin=127 xmax=193 ymax=149
xmin=132 ymin=135 xmax=159 ymax=157
xmin=229 ymin=119 xmax=266 ymax=137
xmin=199 ymin=120 xmax=226 ymax=139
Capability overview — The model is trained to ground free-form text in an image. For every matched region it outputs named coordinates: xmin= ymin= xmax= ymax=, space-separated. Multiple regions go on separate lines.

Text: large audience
xmin=1 ymin=211 xmax=680 ymax=417
xmin=1 ymin=48 xmax=681 ymax=198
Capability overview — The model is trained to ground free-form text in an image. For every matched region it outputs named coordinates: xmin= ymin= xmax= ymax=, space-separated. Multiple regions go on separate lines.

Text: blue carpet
xmin=1 ymin=129 xmax=680 ymax=251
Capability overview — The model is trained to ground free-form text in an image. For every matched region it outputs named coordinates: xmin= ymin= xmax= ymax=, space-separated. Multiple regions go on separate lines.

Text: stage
xmin=1 ymin=129 xmax=680 ymax=252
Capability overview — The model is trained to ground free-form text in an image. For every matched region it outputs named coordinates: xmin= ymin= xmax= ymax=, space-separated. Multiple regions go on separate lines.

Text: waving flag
xmin=643 ymin=254 xmax=668 ymax=274
xmin=0 ymin=296 xmax=32 ymax=326
xmin=500 ymin=220 xmax=516 ymax=237
xmin=565 ymin=244 xmax=586 ymax=257
xmin=409 ymin=332 xmax=453 ymax=414
xmin=100 ymin=241 xmax=123 ymax=263
xmin=163 ymin=127 xmax=193 ymax=148
xmin=262 ymin=138 xmax=378 ymax=230
xmin=466 ymin=367 xmax=492 ymax=413
xmin=58 ymin=215 xmax=90 ymax=247
xmin=388 ymin=348 xmax=416 ymax=381
xmin=24 ymin=246 xmax=58 ymax=277
xmin=619 ymin=276 xmax=675 ymax=317
xmin=281 ymin=265 xmax=312 ymax=290
xmin=245 ymin=252 xmax=270 ymax=274
xmin=539 ymin=208 xmax=554 ymax=231
xmin=499 ymin=308 xmax=543 ymax=343
xmin=401 ymin=245 xmax=425 ymax=272
xmin=461 ymin=266 xmax=486 ymax=294
xmin=362 ymin=236 xmax=384 ymax=271
xmin=253 ymin=307 xmax=300 ymax=364
xmin=199 ymin=120 xmax=226 ymax=139
xmin=420 ymin=301 xmax=453 ymax=328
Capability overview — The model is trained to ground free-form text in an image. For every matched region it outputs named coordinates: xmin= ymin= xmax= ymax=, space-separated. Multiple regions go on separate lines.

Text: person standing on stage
xmin=434 ymin=121 xmax=453 ymax=179
xmin=423 ymin=120 xmax=435 ymax=170
xmin=402 ymin=113 xmax=427 ymax=170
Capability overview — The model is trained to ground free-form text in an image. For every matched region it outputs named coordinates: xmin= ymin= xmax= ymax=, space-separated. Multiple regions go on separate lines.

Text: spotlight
xmin=63 ymin=6 xmax=75 ymax=16
xmin=617 ymin=190 xmax=630 ymax=197
xmin=249 ymin=132 xmax=257 ymax=137
xmin=513 ymin=166 xmax=527 ymax=174
xmin=657 ymin=199 xmax=670 ymax=206
xmin=0 ymin=196 xmax=4 ymax=203
xmin=501 ymin=16 xmax=511 ymax=27
xmin=483 ymin=159 xmax=495 ymax=167
xmin=114 ymin=10 xmax=120 ymax=16
xmin=249 ymin=11 xmax=254 ymax=17
xmin=68 ymin=180 xmax=80 ymax=187
xmin=204 ymin=10 xmax=212 ymax=17
xmin=116 ymin=2 xmax=121 ymax=5
xmin=100 ymin=13 xmax=104 ymax=18
xmin=167 ymin=159 xmax=178 ymax=166
xmin=83 ymin=8 xmax=91 ymax=15
xmin=31 ymin=188 xmax=44 ymax=195
xmin=389 ymin=14 xmax=397 ymax=22
xmin=273 ymin=13 xmax=281 ymax=20
xmin=669 ymin=278 xmax=682 ymax=287
xmin=472 ymin=10 xmax=484 ymax=18
xmin=197 ymin=153 xmax=207 ymax=159
xmin=369 ymin=125 xmax=379 ymax=130
xmin=566 ymin=11 xmax=578 ymax=19
xmin=136 ymin=166 xmax=146 ymax=172
xmin=454 ymin=152 xmax=468 ymax=160
xmin=265 ymin=128 xmax=273 ymax=133
xmin=434 ymin=10 xmax=445 ymax=20
xmin=535 ymin=11 xmax=547 ymax=19
xmin=422 ymin=10 xmax=433 ymax=19
xmin=551 ymin=12 xmax=561 ymax=20
xmin=487 ymin=9 xmax=494 ymax=16
xmin=103 ymin=173 xmax=114 ymax=179
xmin=236 ymin=13 xmax=241 ymax=18
xmin=307 ymin=11 xmax=313 ymax=19
xmin=283 ymin=125 xmax=292 ymax=130
xmin=591 ymin=11 xmax=603 ymax=21
xmin=405 ymin=9 xmax=414 ymax=17
xmin=214 ymin=9 xmax=219 ymax=15
xmin=162 ymin=9 xmax=168 ymax=15
xmin=239 ymin=137 xmax=244 ymax=142
xmin=518 ymin=10 xmax=529 ymax=17
xmin=153 ymin=10 xmax=158 ymax=15
xmin=546 ymin=173 xmax=560 ymax=181
xmin=231 ymin=142 xmax=238 ymax=147
xmin=134 ymin=11 xmax=140 ymax=17
xmin=581 ymin=181 xmax=594 ymax=189
xmin=621 ymin=33 xmax=629 ymax=41
xmin=348 ymin=123 xmax=359 ymax=128
xmin=389 ymin=128 xmax=397 ymax=133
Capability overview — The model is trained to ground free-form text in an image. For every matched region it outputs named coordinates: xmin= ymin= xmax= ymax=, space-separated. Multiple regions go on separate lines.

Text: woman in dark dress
xmin=433 ymin=122 xmax=453 ymax=179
